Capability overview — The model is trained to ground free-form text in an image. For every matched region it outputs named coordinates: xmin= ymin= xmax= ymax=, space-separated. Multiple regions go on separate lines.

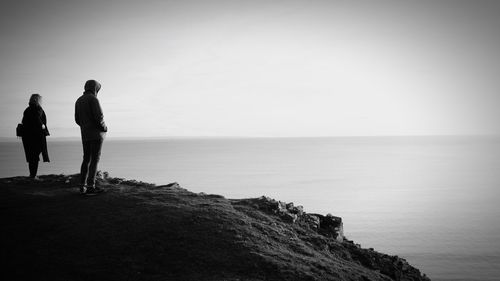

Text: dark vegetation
xmin=0 ymin=174 xmax=430 ymax=281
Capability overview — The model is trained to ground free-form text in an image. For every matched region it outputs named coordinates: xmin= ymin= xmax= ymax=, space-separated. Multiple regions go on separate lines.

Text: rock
xmin=289 ymin=205 xmax=304 ymax=216
xmin=281 ymin=212 xmax=298 ymax=223
xmin=278 ymin=201 xmax=287 ymax=212
xmin=313 ymin=213 xmax=344 ymax=242
xmin=164 ymin=182 xmax=180 ymax=188
xmin=304 ymin=214 xmax=321 ymax=230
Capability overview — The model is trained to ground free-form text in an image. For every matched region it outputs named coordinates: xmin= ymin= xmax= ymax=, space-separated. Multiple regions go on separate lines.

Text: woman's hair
xmin=29 ymin=94 xmax=42 ymax=106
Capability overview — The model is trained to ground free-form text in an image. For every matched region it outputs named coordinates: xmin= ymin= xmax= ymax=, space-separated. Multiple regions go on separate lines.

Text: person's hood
xmin=28 ymin=103 xmax=42 ymax=110
xmin=84 ymin=80 xmax=102 ymax=96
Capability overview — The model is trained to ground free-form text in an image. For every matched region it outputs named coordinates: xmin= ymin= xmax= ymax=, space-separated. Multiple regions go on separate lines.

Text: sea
xmin=1 ymin=136 xmax=499 ymax=281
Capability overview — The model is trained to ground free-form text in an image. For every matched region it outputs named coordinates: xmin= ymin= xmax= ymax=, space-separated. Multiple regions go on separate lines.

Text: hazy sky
xmin=1 ymin=0 xmax=500 ymax=138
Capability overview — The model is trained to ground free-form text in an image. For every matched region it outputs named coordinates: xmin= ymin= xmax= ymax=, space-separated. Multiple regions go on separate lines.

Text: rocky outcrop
xmin=231 ymin=196 xmax=429 ymax=281
xmin=233 ymin=196 xmax=344 ymax=242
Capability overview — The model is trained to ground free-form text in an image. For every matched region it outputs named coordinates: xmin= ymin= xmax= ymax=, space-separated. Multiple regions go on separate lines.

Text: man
xmin=75 ymin=80 xmax=107 ymax=195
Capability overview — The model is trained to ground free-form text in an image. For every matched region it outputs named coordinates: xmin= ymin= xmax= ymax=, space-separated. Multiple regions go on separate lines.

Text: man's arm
xmin=91 ymin=98 xmax=107 ymax=132
xmin=74 ymin=102 xmax=80 ymax=126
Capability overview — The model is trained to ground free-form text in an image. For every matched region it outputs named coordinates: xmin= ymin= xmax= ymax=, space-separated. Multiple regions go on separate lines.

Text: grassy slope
xmin=0 ymin=175 xmax=429 ymax=281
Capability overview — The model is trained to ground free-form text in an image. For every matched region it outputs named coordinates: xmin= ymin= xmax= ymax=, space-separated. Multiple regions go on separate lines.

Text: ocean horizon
xmin=1 ymin=135 xmax=499 ymax=280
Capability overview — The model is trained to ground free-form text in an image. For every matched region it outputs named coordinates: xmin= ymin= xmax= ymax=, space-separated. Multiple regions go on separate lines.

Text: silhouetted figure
xmin=75 ymin=80 xmax=107 ymax=195
xmin=21 ymin=94 xmax=50 ymax=180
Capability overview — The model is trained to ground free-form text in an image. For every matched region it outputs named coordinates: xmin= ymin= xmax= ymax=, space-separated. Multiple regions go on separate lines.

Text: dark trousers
xmin=28 ymin=161 xmax=39 ymax=178
xmin=80 ymin=139 xmax=103 ymax=187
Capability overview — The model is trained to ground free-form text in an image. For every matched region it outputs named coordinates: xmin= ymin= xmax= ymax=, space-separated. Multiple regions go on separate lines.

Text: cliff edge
xmin=0 ymin=174 xmax=430 ymax=281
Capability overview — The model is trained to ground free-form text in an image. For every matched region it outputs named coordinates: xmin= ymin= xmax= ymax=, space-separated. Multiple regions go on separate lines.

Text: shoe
xmin=86 ymin=186 xmax=104 ymax=196
xmin=79 ymin=185 xmax=88 ymax=195
xmin=31 ymin=176 xmax=41 ymax=181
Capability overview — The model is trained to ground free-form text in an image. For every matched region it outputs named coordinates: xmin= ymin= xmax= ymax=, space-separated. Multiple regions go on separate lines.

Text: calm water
xmin=1 ymin=136 xmax=500 ymax=281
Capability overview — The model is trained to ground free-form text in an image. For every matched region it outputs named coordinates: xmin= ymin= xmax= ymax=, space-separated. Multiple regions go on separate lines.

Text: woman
xmin=21 ymin=94 xmax=50 ymax=180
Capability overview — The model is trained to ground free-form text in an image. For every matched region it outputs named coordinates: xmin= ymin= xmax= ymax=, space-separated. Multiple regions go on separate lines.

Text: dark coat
xmin=75 ymin=80 xmax=107 ymax=141
xmin=21 ymin=105 xmax=50 ymax=163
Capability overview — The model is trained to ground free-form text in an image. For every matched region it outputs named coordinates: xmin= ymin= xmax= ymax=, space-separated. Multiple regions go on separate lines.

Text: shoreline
xmin=2 ymin=134 xmax=500 ymax=143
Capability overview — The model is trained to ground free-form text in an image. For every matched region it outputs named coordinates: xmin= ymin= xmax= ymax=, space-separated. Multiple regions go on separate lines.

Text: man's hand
xmin=42 ymin=124 xmax=46 ymax=130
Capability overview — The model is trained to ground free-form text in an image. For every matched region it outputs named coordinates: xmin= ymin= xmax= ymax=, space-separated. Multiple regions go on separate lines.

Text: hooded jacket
xmin=75 ymin=80 xmax=107 ymax=141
